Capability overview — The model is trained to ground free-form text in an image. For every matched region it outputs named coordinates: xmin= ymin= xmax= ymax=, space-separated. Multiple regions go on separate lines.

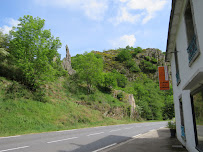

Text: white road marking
xmin=87 ymin=132 xmax=104 ymax=136
xmin=47 ymin=137 xmax=78 ymax=143
xmin=93 ymin=126 xmax=106 ymax=129
xmin=0 ymin=146 xmax=29 ymax=152
xmin=150 ymin=129 xmax=156 ymax=132
xmin=109 ymin=129 xmax=121 ymax=132
xmin=124 ymin=127 xmax=133 ymax=130
xmin=132 ymin=134 xmax=142 ymax=138
xmin=92 ymin=143 xmax=117 ymax=152
xmin=56 ymin=129 xmax=77 ymax=133
xmin=0 ymin=135 xmax=21 ymax=139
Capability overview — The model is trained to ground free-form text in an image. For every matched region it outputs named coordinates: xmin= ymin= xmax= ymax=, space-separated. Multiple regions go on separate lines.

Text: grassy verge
xmin=0 ymin=77 xmax=163 ymax=137
xmin=0 ymin=98 xmax=142 ymax=137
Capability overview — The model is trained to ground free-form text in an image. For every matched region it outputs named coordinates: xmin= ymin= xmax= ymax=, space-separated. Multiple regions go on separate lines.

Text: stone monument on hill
xmin=62 ymin=45 xmax=75 ymax=75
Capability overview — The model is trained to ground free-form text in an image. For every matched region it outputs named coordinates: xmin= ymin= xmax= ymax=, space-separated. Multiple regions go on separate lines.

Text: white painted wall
xmin=169 ymin=0 xmax=203 ymax=151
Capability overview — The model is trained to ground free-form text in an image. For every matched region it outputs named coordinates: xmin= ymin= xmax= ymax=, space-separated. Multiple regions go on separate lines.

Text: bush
xmin=130 ymin=64 xmax=140 ymax=72
xmin=139 ymin=60 xmax=157 ymax=73
xmin=117 ymin=92 xmax=124 ymax=101
xmin=144 ymin=56 xmax=150 ymax=61
xmin=151 ymin=57 xmax=158 ymax=64
xmin=116 ymin=74 xmax=127 ymax=88
xmin=167 ymin=119 xmax=176 ymax=129
xmin=116 ymin=50 xmax=132 ymax=62
xmin=120 ymin=69 xmax=126 ymax=74
xmin=132 ymin=47 xmax=142 ymax=57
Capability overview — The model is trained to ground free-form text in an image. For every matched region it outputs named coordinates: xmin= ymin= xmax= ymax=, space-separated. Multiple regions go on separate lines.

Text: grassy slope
xmin=0 ymin=77 xmax=135 ymax=137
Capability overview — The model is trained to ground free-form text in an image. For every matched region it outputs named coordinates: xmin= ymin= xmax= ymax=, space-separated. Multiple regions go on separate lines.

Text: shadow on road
xmin=58 ymin=135 xmax=131 ymax=152
xmin=58 ymin=129 xmax=188 ymax=152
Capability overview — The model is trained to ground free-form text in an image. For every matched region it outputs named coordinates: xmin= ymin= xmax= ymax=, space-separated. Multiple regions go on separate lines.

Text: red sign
xmin=158 ymin=66 xmax=169 ymax=90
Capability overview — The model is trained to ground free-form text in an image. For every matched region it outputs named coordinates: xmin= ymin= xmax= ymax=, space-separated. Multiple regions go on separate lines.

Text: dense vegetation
xmin=0 ymin=15 xmax=174 ymax=136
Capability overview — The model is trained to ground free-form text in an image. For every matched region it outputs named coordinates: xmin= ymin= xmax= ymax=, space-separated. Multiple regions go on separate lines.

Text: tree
xmin=116 ymin=49 xmax=132 ymax=62
xmin=132 ymin=47 xmax=142 ymax=57
xmin=72 ymin=52 xmax=103 ymax=93
xmin=8 ymin=15 xmax=62 ymax=89
xmin=0 ymin=31 xmax=9 ymax=61
xmin=103 ymin=72 xmax=117 ymax=89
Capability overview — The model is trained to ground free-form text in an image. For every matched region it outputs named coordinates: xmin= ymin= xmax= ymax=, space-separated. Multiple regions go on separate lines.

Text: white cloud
xmin=0 ymin=18 xmax=20 ymax=34
xmin=110 ymin=34 xmax=136 ymax=48
xmin=109 ymin=7 xmax=143 ymax=25
xmin=111 ymin=0 xmax=168 ymax=24
xmin=0 ymin=26 xmax=12 ymax=34
xmin=34 ymin=0 xmax=108 ymax=21
xmin=82 ymin=1 xmax=108 ymax=21
xmin=6 ymin=18 xmax=20 ymax=27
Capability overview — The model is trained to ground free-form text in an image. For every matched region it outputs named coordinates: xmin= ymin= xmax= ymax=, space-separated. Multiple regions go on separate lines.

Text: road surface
xmin=0 ymin=121 xmax=167 ymax=152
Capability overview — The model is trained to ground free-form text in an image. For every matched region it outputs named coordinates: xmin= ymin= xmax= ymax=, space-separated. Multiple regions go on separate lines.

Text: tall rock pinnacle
xmin=62 ymin=45 xmax=75 ymax=75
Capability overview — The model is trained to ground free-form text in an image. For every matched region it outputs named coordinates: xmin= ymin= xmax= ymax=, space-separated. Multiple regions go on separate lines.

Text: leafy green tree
xmin=116 ymin=73 xmax=127 ymax=88
xmin=132 ymin=47 xmax=142 ymax=57
xmin=0 ymin=31 xmax=9 ymax=61
xmin=134 ymin=74 xmax=164 ymax=120
xmin=72 ymin=52 xmax=103 ymax=93
xmin=8 ymin=15 xmax=62 ymax=89
xmin=103 ymin=72 xmax=117 ymax=89
xmin=116 ymin=49 xmax=132 ymax=62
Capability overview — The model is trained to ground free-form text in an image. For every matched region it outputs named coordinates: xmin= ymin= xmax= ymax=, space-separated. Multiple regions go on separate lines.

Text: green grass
xmin=0 ymin=77 xmax=135 ymax=137
xmin=0 ymin=98 xmax=144 ymax=137
xmin=0 ymin=76 xmax=165 ymax=137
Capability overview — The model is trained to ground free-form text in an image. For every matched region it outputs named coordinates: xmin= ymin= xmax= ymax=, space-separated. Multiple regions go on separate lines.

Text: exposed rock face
xmin=62 ymin=45 xmax=75 ymax=75
xmin=128 ymin=94 xmax=136 ymax=118
xmin=137 ymin=48 xmax=165 ymax=66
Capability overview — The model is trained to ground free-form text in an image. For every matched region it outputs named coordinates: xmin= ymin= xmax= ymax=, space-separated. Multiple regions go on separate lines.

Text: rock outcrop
xmin=62 ymin=45 xmax=75 ymax=75
xmin=128 ymin=94 xmax=136 ymax=118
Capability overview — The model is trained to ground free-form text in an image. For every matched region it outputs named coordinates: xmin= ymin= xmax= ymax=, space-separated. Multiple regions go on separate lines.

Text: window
xmin=174 ymin=48 xmax=180 ymax=85
xmin=184 ymin=0 xmax=199 ymax=65
xmin=179 ymin=98 xmax=186 ymax=141
xmin=191 ymin=87 xmax=203 ymax=151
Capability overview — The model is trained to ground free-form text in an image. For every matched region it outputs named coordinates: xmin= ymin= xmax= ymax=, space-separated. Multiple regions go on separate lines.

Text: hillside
xmin=0 ymin=16 xmax=174 ymax=136
xmin=0 ymin=46 xmax=174 ymax=136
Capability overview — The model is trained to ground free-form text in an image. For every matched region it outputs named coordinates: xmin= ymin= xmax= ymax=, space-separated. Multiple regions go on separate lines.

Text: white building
xmin=166 ymin=0 xmax=203 ymax=151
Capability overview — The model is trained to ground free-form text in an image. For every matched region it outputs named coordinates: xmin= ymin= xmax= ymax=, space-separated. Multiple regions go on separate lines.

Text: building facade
xmin=166 ymin=0 xmax=203 ymax=151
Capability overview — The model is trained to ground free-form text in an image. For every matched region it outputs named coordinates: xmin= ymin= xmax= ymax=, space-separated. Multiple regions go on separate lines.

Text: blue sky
xmin=0 ymin=0 xmax=171 ymax=58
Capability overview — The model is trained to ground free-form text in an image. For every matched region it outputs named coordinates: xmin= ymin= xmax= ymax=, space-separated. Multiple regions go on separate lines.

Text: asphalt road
xmin=0 ymin=121 xmax=167 ymax=152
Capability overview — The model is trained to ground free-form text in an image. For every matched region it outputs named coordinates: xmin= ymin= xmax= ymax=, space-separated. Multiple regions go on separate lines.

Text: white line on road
xmin=150 ymin=129 xmax=156 ymax=132
xmin=87 ymin=132 xmax=104 ymax=136
xmin=0 ymin=135 xmax=21 ymax=139
xmin=92 ymin=143 xmax=117 ymax=152
xmin=109 ymin=129 xmax=121 ymax=132
xmin=132 ymin=134 xmax=142 ymax=138
xmin=47 ymin=137 xmax=78 ymax=143
xmin=93 ymin=126 xmax=106 ymax=129
xmin=0 ymin=146 xmax=29 ymax=152
xmin=124 ymin=127 xmax=133 ymax=130
xmin=56 ymin=129 xmax=77 ymax=133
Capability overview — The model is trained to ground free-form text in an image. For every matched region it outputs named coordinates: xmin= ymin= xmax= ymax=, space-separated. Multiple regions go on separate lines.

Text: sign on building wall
xmin=158 ymin=66 xmax=170 ymax=90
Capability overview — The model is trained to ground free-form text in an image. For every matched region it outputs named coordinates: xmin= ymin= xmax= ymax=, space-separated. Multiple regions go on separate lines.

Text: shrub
xmin=139 ymin=60 xmax=157 ymax=73
xmin=129 ymin=64 xmax=141 ymax=72
xmin=167 ymin=119 xmax=176 ymax=129
xmin=125 ymin=60 xmax=135 ymax=68
xmin=151 ymin=57 xmax=158 ymax=64
xmin=120 ymin=69 xmax=126 ymax=74
xmin=117 ymin=92 xmax=124 ymax=101
xmin=116 ymin=74 xmax=127 ymax=88
xmin=144 ymin=56 xmax=150 ymax=61
xmin=116 ymin=50 xmax=132 ymax=62
xmin=132 ymin=47 xmax=142 ymax=57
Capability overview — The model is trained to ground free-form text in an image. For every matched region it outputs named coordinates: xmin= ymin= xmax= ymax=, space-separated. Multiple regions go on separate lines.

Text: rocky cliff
xmin=62 ymin=45 xmax=75 ymax=75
